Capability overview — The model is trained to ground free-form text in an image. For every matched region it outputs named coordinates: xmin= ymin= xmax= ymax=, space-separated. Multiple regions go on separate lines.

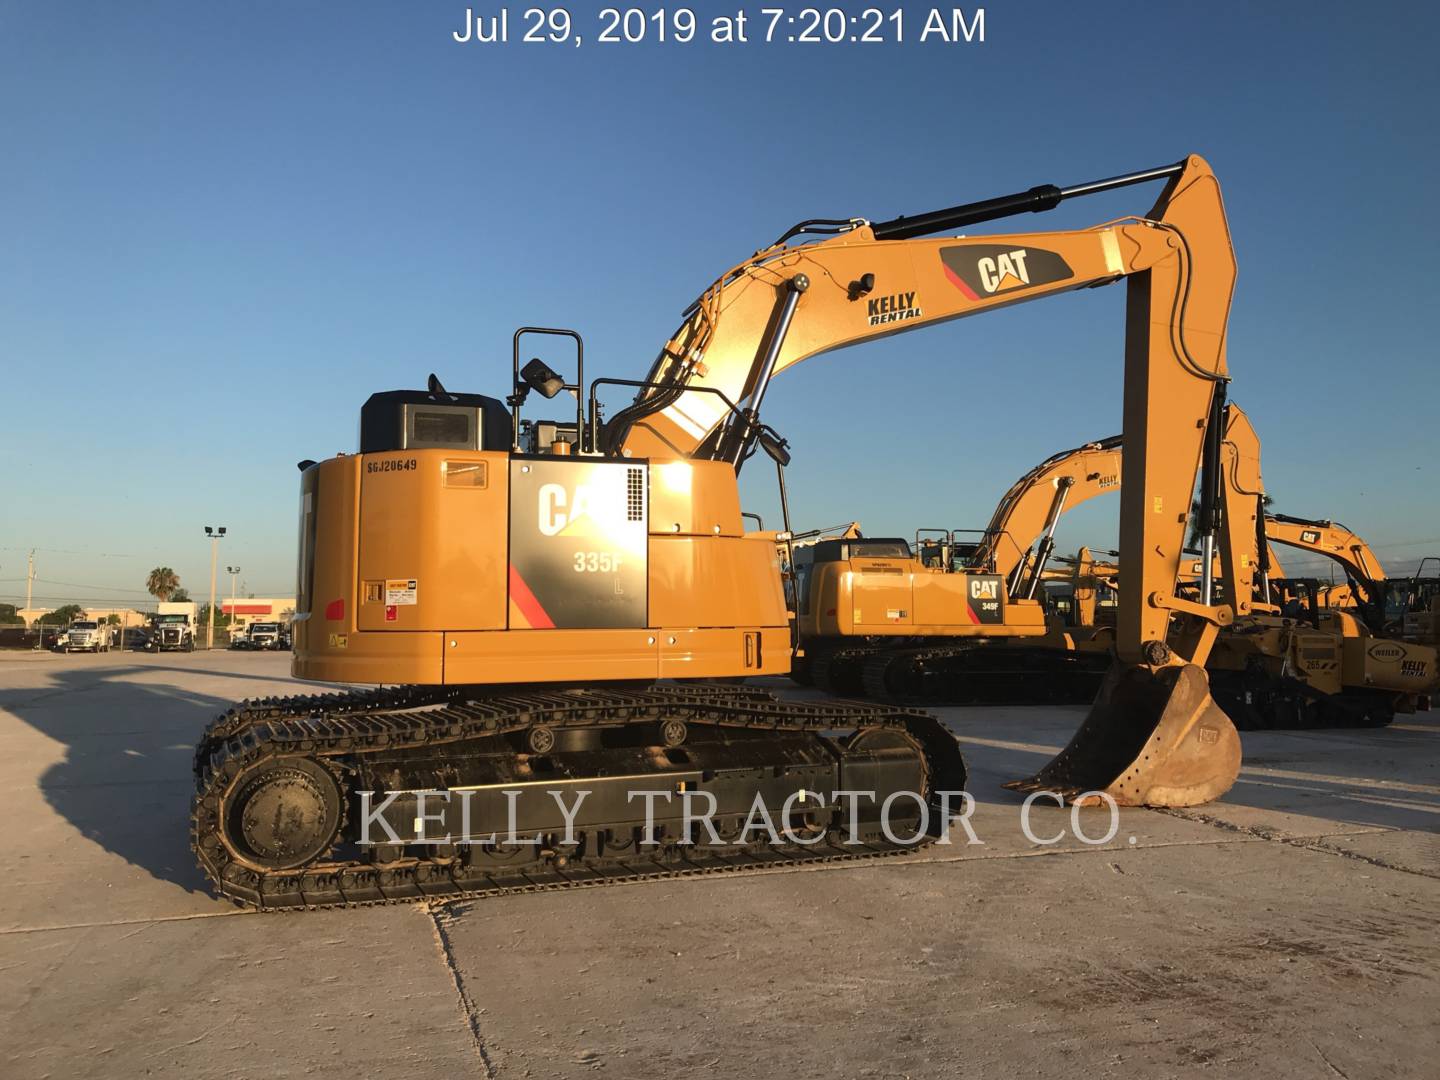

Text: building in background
xmin=14 ymin=607 xmax=149 ymax=628
xmin=220 ymin=598 xmax=297 ymax=634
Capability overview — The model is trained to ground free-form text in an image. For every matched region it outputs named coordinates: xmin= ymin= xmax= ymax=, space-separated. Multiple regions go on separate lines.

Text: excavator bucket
xmin=1004 ymin=663 xmax=1241 ymax=807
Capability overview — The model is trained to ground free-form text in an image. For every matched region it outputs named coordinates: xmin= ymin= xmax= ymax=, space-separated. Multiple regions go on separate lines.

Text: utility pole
xmin=26 ymin=549 xmax=37 ymax=649
xmin=204 ymin=526 xmax=226 ymax=650
xmin=227 ymin=565 xmax=241 ymax=644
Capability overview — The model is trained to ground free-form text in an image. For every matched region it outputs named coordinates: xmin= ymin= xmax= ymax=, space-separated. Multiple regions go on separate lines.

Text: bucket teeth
xmin=1004 ymin=663 xmax=1241 ymax=808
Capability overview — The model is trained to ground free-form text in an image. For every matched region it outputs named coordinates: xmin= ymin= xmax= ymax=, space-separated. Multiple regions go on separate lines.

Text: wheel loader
xmin=192 ymin=156 xmax=1247 ymax=910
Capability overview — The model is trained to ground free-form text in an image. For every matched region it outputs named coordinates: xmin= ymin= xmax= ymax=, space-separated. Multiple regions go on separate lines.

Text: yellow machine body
xmin=795 ymin=552 xmax=1048 ymax=641
xmin=293 ymin=452 xmax=789 ymax=685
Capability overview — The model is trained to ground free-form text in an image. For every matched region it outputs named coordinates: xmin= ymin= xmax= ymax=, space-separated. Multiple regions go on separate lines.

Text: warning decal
xmin=385 ymin=579 xmax=418 ymax=606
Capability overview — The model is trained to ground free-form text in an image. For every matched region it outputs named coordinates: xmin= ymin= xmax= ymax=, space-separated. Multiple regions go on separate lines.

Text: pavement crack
xmin=1308 ymin=1039 xmax=1350 ymax=1079
xmin=1155 ymin=808 xmax=1439 ymax=880
xmin=425 ymin=902 xmax=497 ymax=1077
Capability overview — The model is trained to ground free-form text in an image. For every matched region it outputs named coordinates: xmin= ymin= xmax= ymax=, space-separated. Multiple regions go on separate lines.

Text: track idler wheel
xmin=1004 ymin=663 xmax=1241 ymax=808
xmin=222 ymin=756 xmax=344 ymax=870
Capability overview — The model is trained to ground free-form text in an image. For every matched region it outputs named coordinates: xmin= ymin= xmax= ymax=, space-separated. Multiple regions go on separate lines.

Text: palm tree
xmin=146 ymin=567 xmax=181 ymax=602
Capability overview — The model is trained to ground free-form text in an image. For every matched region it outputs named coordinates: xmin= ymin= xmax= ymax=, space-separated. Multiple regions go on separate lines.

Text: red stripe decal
xmin=965 ymin=602 xmax=982 ymax=625
xmin=943 ymin=263 xmax=979 ymax=300
xmin=508 ymin=565 xmax=555 ymax=629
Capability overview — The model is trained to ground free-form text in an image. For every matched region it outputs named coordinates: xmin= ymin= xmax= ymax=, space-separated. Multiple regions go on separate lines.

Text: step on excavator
xmin=191 ymin=156 xmax=1246 ymax=910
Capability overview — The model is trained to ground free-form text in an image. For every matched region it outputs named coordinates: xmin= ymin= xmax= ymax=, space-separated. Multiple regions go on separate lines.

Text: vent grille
xmin=627 ymin=467 xmax=645 ymax=521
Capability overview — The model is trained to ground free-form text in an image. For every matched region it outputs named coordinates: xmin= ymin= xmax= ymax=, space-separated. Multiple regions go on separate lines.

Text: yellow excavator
xmin=791 ymin=435 xmax=1124 ymax=699
xmin=1199 ymin=403 xmax=1434 ymax=725
xmin=1391 ymin=560 xmax=1440 ymax=647
xmin=192 ymin=155 xmax=1246 ymax=910
xmin=796 ymin=398 xmax=1434 ymax=730
xmin=1032 ymin=408 xmax=1435 ymax=727
xmin=1258 ymin=515 xmax=1386 ymax=624
xmin=1043 ymin=547 xmax=1121 ymax=628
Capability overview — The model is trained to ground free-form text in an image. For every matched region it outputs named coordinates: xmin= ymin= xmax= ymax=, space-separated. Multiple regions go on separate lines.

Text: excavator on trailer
xmin=192 ymin=155 xmax=1246 ymax=910
xmin=791 ymin=435 xmax=1125 ymax=700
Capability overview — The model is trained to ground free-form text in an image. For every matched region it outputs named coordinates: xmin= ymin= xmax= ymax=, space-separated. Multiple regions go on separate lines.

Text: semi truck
xmin=148 ymin=602 xmax=197 ymax=652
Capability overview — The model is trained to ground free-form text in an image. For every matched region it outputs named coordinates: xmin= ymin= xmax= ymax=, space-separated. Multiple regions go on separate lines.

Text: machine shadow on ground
xmin=0 ymin=660 xmax=292 ymax=899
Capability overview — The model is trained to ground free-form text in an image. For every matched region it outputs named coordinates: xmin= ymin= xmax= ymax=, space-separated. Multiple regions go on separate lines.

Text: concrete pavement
xmin=2 ymin=651 xmax=1435 ymax=1078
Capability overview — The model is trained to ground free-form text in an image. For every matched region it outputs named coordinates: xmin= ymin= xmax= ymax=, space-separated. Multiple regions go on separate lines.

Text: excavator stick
xmin=1004 ymin=663 xmax=1241 ymax=807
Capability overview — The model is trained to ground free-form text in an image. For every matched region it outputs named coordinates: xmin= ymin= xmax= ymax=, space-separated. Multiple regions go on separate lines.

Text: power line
xmin=0 ymin=546 xmax=139 ymax=558
xmin=33 ymin=578 xmax=153 ymax=595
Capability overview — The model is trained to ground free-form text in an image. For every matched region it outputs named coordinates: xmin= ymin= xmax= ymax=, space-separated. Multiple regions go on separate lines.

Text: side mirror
xmin=757 ymin=429 xmax=791 ymax=467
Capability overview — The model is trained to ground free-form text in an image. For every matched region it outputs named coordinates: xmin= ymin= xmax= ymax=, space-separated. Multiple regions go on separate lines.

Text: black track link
xmin=190 ymin=684 xmax=965 ymax=912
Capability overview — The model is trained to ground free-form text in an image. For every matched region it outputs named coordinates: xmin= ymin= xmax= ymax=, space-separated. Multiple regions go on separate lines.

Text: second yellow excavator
xmin=790 ymin=435 xmax=1124 ymax=700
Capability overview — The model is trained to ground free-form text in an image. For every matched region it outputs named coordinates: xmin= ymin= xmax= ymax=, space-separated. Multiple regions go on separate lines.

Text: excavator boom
xmin=603 ymin=157 xmax=1244 ymax=806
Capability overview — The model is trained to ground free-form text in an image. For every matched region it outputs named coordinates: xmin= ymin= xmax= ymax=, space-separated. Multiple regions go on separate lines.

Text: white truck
xmin=244 ymin=621 xmax=290 ymax=651
xmin=148 ymin=601 xmax=197 ymax=652
xmin=62 ymin=619 xmax=112 ymax=653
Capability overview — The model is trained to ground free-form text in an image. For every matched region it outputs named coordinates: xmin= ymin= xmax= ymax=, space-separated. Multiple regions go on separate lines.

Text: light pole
xmin=204 ymin=526 xmax=226 ymax=650
xmin=226 ymin=565 xmax=241 ymax=644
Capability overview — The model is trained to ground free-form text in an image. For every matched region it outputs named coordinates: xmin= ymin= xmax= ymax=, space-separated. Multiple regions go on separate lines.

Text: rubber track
xmin=808 ymin=642 xmax=1107 ymax=706
xmin=190 ymin=684 xmax=966 ymax=912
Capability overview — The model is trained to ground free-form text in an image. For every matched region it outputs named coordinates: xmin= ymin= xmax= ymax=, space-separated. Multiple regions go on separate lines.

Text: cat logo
xmin=970 ymin=579 xmax=999 ymax=600
xmin=538 ymin=482 xmax=623 ymax=536
xmin=1300 ymin=529 xmax=1322 ymax=545
xmin=977 ymin=250 xmax=1031 ymax=293
xmin=940 ymin=244 xmax=1074 ymax=300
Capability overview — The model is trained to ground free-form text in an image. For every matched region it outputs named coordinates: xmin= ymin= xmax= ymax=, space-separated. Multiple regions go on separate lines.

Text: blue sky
xmin=2 ymin=1 xmax=1438 ymax=607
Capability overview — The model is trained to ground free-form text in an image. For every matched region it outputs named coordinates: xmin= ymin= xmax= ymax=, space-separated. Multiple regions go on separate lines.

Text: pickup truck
xmin=242 ymin=622 xmax=290 ymax=651
xmin=62 ymin=621 xmax=112 ymax=653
